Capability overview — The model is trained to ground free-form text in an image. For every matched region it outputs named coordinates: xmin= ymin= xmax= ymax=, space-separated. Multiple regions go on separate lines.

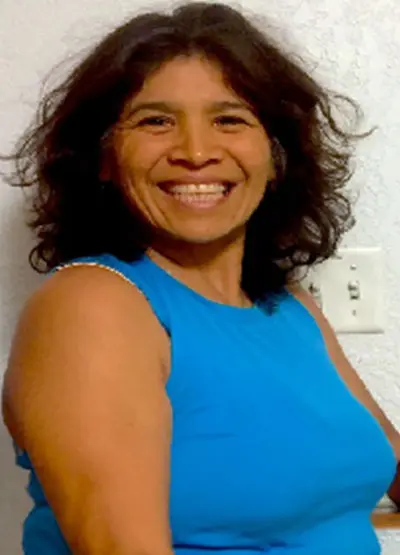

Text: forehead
xmin=130 ymin=55 xmax=241 ymax=105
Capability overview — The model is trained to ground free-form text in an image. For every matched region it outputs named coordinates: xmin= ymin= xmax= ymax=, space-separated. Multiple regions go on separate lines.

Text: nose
xmin=167 ymin=120 xmax=223 ymax=167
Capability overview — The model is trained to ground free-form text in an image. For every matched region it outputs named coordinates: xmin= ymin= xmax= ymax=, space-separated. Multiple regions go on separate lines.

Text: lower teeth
xmin=173 ymin=193 xmax=225 ymax=203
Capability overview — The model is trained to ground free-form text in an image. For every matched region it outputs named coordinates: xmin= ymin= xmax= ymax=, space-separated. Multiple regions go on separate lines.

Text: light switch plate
xmin=303 ymin=247 xmax=385 ymax=334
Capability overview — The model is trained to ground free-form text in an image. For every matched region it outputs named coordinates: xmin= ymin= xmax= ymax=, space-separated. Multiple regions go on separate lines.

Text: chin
xmin=163 ymin=224 xmax=246 ymax=248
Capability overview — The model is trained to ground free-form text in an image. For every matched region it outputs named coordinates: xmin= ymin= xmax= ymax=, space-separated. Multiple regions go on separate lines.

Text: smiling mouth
xmin=157 ymin=181 xmax=236 ymax=209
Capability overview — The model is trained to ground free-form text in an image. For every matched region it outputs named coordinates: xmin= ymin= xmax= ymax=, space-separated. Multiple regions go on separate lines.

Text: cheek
xmin=110 ymin=141 xmax=150 ymax=210
xmin=245 ymin=152 xmax=274 ymax=194
xmin=114 ymin=135 xmax=161 ymax=184
xmin=255 ymin=137 xmax=274 ymax=174
xmin=113 ymin=138 xmax=171 ymax=223
xmin=236 ymin=134 xmax=274 ymax=182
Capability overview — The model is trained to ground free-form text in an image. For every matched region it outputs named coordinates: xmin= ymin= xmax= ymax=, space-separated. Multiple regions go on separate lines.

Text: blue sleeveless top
xmin=15 ymin=253 xmax=396 ymax=555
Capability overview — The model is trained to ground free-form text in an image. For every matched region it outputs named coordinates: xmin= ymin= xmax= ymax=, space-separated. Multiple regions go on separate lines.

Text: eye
xmin=136 ymin=115 xmax=174 ymax=128
xmin=214 ymin=115 xmax=249 ymax=129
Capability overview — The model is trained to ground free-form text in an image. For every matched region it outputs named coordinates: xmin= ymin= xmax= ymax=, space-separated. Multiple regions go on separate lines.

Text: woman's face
xmin=109 ymin=55 xmax=274 ymax=246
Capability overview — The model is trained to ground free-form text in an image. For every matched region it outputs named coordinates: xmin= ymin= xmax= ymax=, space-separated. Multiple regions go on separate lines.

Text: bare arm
xmin=2 ymin=266 xmax=174 ymax=555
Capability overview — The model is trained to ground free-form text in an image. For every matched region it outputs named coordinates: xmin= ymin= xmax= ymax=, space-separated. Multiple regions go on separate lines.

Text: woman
xmin=1 ymin=2 xmax=399 ymax=554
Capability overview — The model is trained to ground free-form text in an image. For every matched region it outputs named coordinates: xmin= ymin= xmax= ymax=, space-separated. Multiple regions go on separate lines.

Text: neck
xmin=147 ymin=232 xmax=249 ymax=308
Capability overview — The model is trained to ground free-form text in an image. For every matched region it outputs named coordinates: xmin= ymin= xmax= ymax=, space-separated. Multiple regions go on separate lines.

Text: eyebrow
xmin=126 ymin=100 xmax=253 ymax=118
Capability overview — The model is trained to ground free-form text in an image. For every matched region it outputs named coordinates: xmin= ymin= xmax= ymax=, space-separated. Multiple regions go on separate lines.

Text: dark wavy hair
xmin=1 ymin=1 xmax=367 ymax=303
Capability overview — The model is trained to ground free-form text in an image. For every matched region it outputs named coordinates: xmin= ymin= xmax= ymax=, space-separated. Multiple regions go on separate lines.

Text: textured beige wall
xmin=1 ymin=0 xmax=400 ymax=552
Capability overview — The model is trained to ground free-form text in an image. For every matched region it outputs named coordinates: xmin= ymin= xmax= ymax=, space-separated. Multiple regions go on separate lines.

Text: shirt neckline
xmin=142 ymin=253 xmax=261 ymax=314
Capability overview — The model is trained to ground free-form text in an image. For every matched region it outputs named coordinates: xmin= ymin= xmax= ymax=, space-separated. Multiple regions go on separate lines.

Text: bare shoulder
xmin=286 ymin=282 xmax=327 ymax=326
xmin=286 ymin=281 xmax=346 ymax=362
xmin=26 ymin=263 xmax=160 ymax=322
xmin=2 ymin=263 xmax=170 ymax=448
xmin=18 ymin=263 xmax=167 ymax=347
xmin=9 ymin=263 xmax=170 ymax=370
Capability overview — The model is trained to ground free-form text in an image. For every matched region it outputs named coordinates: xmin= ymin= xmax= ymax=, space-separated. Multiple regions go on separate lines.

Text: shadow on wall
xmin=0 ymin=195 xmax=41 ymax=553
xmin=0 ymin=193 xmax=43 ymax=364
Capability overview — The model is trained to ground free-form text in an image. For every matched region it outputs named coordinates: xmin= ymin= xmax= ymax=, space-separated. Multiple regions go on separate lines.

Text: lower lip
xmin=161 ymin=186 xmax=235 ymax=210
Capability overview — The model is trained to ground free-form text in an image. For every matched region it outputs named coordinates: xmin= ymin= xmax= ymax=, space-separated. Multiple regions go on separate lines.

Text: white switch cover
xmin=303 ymin=247 xmax=385 ymax=334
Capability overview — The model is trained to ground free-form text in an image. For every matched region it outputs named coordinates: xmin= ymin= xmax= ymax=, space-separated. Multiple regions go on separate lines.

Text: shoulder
xmin=25 ymin=263 xmax=170 ymax=362
xmin=287 ymin=282 xmax=353 ymax=373
xmin=286 ymin=282 xmax=344 ymax=359
xmin=286 ymin=283 xmax=329 ymax=332
xmin=30 ymin=262 xmax=155 ymax=322
xmin=12 ymin=260 xmax=170 ymax=358
xmin=3 ymin=263 xmax=170 ymax=448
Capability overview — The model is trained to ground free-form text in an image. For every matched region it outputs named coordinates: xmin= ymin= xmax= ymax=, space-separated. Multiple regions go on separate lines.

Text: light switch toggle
xmin=348 ymin=280 xmax=361 ymax=300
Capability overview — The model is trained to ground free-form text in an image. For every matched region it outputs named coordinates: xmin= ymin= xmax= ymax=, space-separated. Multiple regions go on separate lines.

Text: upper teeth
xmin=168 ymin=183 xmax=227 ymax=194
